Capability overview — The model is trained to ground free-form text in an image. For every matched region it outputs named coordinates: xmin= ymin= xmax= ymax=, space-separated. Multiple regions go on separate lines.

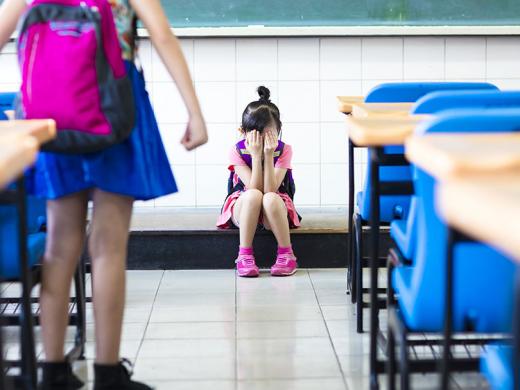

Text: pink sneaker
xmin=236 ymin=254 xmax=260 ymax=277
xmin=271 ymin=253 xmax=298 ymax=276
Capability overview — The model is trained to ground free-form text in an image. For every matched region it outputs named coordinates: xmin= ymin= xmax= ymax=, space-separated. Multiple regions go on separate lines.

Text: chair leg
xmin=386 ymin=326 xmax=396 ymax=390
xmin=349 ymin=220 xmax=357 ymax=303
xmin=20 ymin=297 xmax=37 ymax=390
xmin=73 ymin=264 xmax=86 ymax=360
xmin=356 ymin=248 xmax=363 ymax=333
xmin=0 ymin=306 xmax=5 ymax=390
xmin=399 ymin=329 xmax=410 ymax=390
xmin=355 ymin=215 xmax=364 ymax=333
xmin=387 ymin=255 xmax=396 ymax=307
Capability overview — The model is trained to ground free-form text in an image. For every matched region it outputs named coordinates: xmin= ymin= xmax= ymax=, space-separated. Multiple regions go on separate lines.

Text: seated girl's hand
xmin=263 ymin=128 xmax=278 ymax=156
xmin=246 ymin=130 xmax=263 ymax=158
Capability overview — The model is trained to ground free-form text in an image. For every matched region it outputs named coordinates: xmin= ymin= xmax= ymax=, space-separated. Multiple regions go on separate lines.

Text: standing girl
xmin=217 ymin=86 xmax=300 ymax=278
xmin=0 ymin=0 xmax=207 ymax=389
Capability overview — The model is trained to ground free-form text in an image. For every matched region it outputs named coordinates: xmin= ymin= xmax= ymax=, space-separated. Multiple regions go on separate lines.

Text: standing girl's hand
xmin=181 ymin=113 xmax=208 ymax=151
xmin=263 ymin=128 xmax=278 ymax=156
xmin=245 ymin=130 xmax=263 ymax=159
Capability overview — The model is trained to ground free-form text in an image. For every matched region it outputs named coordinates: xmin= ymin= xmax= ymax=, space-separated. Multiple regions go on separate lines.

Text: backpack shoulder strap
xmin=236 ymin=139 xmax=252 ymax=167
xmin=273 ymin=140 xmax=285 ymax=165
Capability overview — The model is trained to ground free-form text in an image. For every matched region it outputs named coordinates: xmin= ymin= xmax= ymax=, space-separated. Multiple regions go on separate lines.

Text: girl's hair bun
xmin=257 ymin=86 xmax=271 ymax=103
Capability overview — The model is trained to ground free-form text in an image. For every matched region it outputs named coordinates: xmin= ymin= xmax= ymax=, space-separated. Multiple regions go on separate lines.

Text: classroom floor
xmin=2 ymin=269 xmax=491 ymax=390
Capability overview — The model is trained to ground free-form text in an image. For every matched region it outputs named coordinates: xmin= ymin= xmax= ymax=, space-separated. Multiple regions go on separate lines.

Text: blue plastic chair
xmin=351 ymin=82 xmax=498 ymax=333
xmin=386 ymin=110 xmax=520 ymax=390
xmin=0 ymin=92 xmax=46 ymax=232
xmin=391 ymin=92 xmax=520 ymax=261
xmin=0 ymin=92 xmax=16 ymax=113
xmin=391 ymin=110 xmax=520 ymax=331
xmin=413 ymin=90 xmax=520 ymax=115
xmin=358 ymin=82 xmax=498 ymax=222
xmin=0 ymin=92 xmax=45 ymax=387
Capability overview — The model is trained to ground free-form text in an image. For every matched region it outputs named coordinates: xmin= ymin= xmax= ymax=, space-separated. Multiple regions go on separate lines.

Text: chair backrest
xmin=364 ymin=82 xmax=497 ymax=103
xmin=407 ymin=109 xmax=520 ymax=331
xmin=412 ymin=90 xmax=520 ymax=114
xmin=0 ymin=92 xmax=16 ymax=111
xmin=358 ymin=82 xmax=497 ymax=222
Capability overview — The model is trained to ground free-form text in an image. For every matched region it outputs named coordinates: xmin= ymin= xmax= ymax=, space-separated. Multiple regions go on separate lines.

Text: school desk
xmin=406 ymin=132 xmax=520 ymax=180
xmin=0 ymin=119 xmax=56 ymax=145
xmin=336 ymin=96 xmax=365 ymax=114
xmin=406 ymin=133 xmax=520 ymax=389
xmin=346 ymin=115 xmax=432 ymax=147
xmin=440 ymin=172 xmax=520 ymax=262
xmin=351 ymin=102 xmax=415 ymax=118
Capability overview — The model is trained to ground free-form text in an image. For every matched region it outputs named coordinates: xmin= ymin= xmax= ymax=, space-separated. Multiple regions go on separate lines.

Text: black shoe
xmin=93 ymin=359 xmax=153 ymax=390
xmin=38 ymin=361 xmax=84 ymax=390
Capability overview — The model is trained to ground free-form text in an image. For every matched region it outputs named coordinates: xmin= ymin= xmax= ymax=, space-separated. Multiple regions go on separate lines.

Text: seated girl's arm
xmin=263 ymin=129 xmax=287 ymax=193
xmin=130 ymin=0 xmax=207 ymax=151
xmin=234 ymin=130 xmax=263 ymax=192
xmin=0 ymin=0 xmax=27 ymax=51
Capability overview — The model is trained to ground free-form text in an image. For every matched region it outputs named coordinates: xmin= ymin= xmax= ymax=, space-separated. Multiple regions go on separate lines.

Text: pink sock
xmin=277 ymin=245 xmax=293 ymax=255
xmin=239 ymin=246 xmax=253 ymax=255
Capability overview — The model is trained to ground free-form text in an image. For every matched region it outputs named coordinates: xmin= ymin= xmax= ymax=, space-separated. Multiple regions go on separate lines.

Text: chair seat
xmin=481 ymin=343 xmax=513 ymax=390
xmin=0 ymin=232 xmax=45 ymax=280
xmin=390 ymin=220 xmax=414 ymax=260
xmin=392 ymin=243 xmax=515 ymax=332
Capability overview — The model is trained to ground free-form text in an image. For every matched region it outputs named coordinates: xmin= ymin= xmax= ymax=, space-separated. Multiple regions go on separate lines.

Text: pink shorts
xmin=216 ymin=190 xmax=301 ymax=229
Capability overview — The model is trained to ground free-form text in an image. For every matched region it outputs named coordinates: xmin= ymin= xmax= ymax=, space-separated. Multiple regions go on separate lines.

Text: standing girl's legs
xmin=232 ymin=189 xmax=263 ymax=277
xmin=262 ymin=192 xmax=298 ymax=276
xmin=88 ymin=189 xmax=133 ymax=364
xmin=40 ymin=191 xmax=89 ymax=388
xmin=88 ymin=189 xmax=152 ymax=389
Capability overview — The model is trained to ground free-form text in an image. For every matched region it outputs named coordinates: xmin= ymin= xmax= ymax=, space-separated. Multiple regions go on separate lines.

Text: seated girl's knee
xmin=262 ymin=192 xmax=283 ymax=209
xmin=243 ymin=189 xmax=263 ymax=202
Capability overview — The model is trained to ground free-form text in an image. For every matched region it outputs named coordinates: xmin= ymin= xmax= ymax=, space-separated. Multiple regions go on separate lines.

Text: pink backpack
xmin=17 ymin=0 xmax=135 ymax=153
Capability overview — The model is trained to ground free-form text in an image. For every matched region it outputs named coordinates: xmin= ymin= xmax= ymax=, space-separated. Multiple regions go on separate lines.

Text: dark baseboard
xmin=122 ymin=230 xmax=392 ymax=270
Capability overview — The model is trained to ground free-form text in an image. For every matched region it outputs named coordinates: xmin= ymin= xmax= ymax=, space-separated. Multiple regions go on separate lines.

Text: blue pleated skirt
xmin=27 ymin=62 xmax=178 ymax=200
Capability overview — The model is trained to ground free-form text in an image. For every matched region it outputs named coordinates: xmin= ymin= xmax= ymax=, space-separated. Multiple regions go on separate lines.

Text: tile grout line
xmin=307 ymin=270 xmax=350 ymax=390
xmin=133 ymin=270 xmax=166 ymax=363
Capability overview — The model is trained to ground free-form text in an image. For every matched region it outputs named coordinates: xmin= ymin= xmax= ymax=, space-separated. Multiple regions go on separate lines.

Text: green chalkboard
xmin=161 ymin=0 xmax=520 ymax=27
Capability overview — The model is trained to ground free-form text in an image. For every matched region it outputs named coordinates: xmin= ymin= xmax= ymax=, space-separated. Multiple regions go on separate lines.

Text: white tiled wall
xmin=2 ymin=36 xmax=520 ymax=209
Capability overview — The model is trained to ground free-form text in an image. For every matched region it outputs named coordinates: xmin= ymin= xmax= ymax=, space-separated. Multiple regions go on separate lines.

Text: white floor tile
xmin=144 ymin=322 xmax=235 ymax=339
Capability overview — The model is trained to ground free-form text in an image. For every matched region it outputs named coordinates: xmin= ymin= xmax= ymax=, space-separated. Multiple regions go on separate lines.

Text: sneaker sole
xmin=237 ymin=270 xmax=260 ymax=278
xmin=271 ymin=268 xmax=297 ymax=277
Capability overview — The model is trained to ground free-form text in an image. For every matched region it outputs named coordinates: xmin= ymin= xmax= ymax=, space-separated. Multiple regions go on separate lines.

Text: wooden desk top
xmin=0 ymin=137 xmax=38 ymax=189
xmin=439 ymin=172 xmax=520 ymax=262
xmin=406 ymin=133 xmax=520 ymax=180
xmin=337 ymin=96 xmax=365 ymax=114
xmin=351 ymin=102 xmax=415 ymax=118
xmin=346 ymin=115 xmax=432 ymax=147
xmin=0 ymin=119 xmax=56 ymax=145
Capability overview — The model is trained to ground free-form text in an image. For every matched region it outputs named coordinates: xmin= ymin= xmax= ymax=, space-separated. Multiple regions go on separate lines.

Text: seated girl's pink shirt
xmin=228 ymin=144 xmax=293 ymax=170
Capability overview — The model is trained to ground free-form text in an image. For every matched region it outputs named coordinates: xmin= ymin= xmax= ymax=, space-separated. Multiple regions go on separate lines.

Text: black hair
xmin=241 ymin=86 xmax=282 ymax=134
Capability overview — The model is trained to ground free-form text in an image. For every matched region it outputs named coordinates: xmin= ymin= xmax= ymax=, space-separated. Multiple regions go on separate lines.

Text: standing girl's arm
xmin=0 ymin=0 xmax=27 ymax=50
xmin=129 ymin=0 xmax=207 ymax=151
xmin=263 ymin=128 xmax=287 ymax=193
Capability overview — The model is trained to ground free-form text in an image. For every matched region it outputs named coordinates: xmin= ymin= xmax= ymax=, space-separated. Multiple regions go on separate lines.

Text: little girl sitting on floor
xmin=217 ymin=86 xmax=301 ymax=277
